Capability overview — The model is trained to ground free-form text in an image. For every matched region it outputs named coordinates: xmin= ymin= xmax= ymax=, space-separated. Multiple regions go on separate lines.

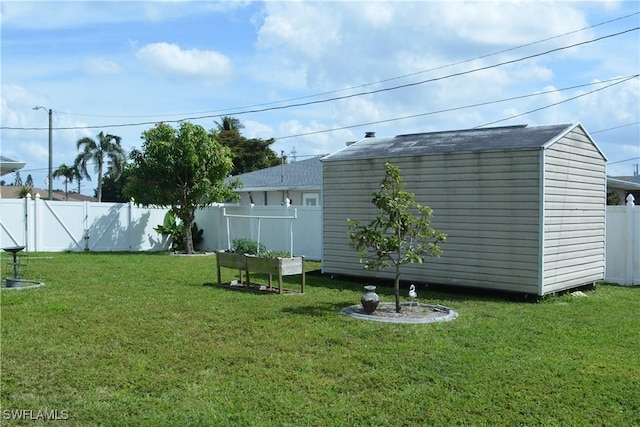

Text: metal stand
xmin=3 ymin=246 xmax=26 ymax=286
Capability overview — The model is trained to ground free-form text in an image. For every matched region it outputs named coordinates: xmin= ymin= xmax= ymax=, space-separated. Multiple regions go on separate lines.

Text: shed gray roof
xmin=322 ymin=123 xmax=588 ymax=161
xmin=230 ymin=156 xmax=322 ymax=191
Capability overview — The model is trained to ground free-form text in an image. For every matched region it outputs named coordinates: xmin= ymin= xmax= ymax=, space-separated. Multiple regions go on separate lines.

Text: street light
xmin=33 ymin=106 xmax=53 ymax=200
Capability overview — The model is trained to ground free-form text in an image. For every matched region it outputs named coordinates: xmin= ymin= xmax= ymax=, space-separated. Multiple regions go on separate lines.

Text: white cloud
xmin=242 ymin=120 xmax=273 ymax=139
xmin=257 ymin=2 xmax=342 ymax=59
xmin=136 ymin=42 xmax=233 ymax=85
xmin=435 ymin=2 xmax=589 ymax=46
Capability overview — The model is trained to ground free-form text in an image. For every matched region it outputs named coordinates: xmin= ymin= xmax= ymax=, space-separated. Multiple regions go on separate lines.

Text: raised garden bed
xmin=215 ymin=251 xmax=305 ymax=294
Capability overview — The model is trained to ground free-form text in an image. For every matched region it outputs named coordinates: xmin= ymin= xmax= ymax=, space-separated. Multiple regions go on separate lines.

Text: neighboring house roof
xmin=0 ymin=156 xmax=25 ymax=176
xmin=612 ymin=175 xmax=640 ymax=185
xmin=0 ymin=185 xmax=96 ymax=202
xmin=608 ymin=176 xmax=640 ymax=191
xmin=230 ymin=156 xmax=323 ymax=192
xmin=322 ymin=123 xmax=605 ymax=161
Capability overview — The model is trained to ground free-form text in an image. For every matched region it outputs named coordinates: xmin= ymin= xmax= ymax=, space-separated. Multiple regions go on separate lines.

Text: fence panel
xmin=35 ymin=198 xmax=89 ymax=251
xmin=605 ymin=198 xmax=639 ymax=286
xmin=203 ymin=205 xmax=322 ymax=260
xmin=0 ymin=198 xmax=27 ymax=248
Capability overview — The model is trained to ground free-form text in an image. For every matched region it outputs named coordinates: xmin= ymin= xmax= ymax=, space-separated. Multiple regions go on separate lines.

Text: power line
xmin=474 ymin=75 xmax=639 ymax=128
xmin=273 ymin=75 xmax=639 ymax=140
xmin=59 ymin=11 xmax=640 ymax=120
xmin=3 ymin=27 xmax=638 ymax=133
xmin=591 ymin=121 xmax=640 ymax=134
xmin=608 ymin=156 xmax=640 ymax=165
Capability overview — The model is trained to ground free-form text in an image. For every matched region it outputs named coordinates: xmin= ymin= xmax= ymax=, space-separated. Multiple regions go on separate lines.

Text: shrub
xmin=261 ymin=250 xmax=291 ymax=259
xmin=155 ymin=211 xmax=204 ymax=252
xmin=231 ymin=238 xmax=266 ymax=255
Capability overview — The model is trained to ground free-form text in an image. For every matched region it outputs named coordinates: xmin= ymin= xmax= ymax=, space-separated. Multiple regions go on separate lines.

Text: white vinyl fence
xmin=605 ymin=195 xmax=639 ymax=286
xmin=2 ymin=193 xmax=636 ymax=284
xmin=0 ymin=194 xmax=322 ymax=259
xmin=0 ymin=194 xmax=172 ymax=252
xmin=205 ymin=204 xmax=322 ymax=259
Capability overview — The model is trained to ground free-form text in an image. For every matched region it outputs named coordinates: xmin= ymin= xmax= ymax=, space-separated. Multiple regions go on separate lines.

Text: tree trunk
xmin=183 ymin=218 xmax=195 ymax=254
xmin=97 ymin=166 xmax=103 ymax=203
xmin=180 ymin=211 xmax=196 ymax=254
xmin=394 ymin=262 xmax=401 ymax=313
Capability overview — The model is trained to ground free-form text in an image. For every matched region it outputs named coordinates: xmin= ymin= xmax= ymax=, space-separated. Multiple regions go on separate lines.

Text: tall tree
xmin=215 ymin=116 xmax=245 ymax=133
xmin=75 ymin=131 xmax=126 ymax=202
xmin=100 ymin=164 xmax=131 ymax=203
xmin=25 ymin=174 xmax=34 ymax=187
xmin=213 ymin=116 xmax=282 ymax=175
xmin=125 ymin=122 xmax=239 ymax=254
xmin=347 ymin=163 xmax=447 ymax=313
xmin=13 ymin=171 xmax=22 ymax=186
xmin=70 ymin=163 xmax=84 ymax=194
xmin=53 ymin=163 xmax=75 ymax=201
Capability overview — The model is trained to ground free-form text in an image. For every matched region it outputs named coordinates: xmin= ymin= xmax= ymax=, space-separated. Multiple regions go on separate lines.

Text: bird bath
xmin=3 ymin=246 xmax=25 ymax=287
xmin=2 ymin=246 xmax=44 ymax=290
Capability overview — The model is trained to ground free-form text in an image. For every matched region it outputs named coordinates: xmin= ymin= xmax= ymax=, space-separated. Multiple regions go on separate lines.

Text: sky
xmin=1 ymin=0 xmax=639 ymax=196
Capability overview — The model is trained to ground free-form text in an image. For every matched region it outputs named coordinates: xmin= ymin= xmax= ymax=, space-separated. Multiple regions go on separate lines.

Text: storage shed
xmin=321 ymin=123 xmax=607 ymax=296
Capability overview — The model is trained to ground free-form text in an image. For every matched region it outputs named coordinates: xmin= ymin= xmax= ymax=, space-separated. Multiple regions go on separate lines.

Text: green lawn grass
xmin=1 ymin=252 xmax=638 ymax=426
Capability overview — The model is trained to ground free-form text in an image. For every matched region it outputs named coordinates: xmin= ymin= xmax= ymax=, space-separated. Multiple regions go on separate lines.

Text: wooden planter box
xmin=215 ymin=251 xmax=247 ymax=286
xmin=216 ymin=251 xmax=246 ymax=269
xmin=215 ymin=252 xmax=305 ymax=294
xmin=245 ymin=255 xmax=305 ymax=294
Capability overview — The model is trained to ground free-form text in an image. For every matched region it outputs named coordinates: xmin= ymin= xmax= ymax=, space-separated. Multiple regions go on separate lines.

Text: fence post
xmin=128 ymin=199 xmax=135 ymax=251
xmin=83 ymin=201 xmax=90 ymax=251
xmin=33 ymin=193 xmax=41 ymax=251
xmin=625 ymin=194 xmax=636 ymax=286
xmin=24 ymin=193 xmax=31 ymax=251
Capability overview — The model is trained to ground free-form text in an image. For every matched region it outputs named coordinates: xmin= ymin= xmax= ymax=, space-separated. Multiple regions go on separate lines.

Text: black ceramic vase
xmin=361 ymin=285 xmax=380 ymax=314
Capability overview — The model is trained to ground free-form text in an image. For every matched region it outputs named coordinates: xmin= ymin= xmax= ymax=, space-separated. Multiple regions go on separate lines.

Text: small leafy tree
xmin=125 ymin=122 xmax=239 ymax=254
xmin=18 ymin=186 xmax=33 ymax=198
xmin=347 ymin=162 xmax=446 ymax=313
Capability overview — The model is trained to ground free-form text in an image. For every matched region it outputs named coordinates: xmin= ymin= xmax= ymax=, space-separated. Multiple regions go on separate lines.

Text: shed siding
xmin=542 ymin=129 xmax=606 ymax=292
xmin=323 ymin=151 xmax=542 ymax=294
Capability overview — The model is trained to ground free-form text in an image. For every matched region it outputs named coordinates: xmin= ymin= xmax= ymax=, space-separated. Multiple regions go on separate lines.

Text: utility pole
xmin=33 ymin=106 xmax=53 ymax=200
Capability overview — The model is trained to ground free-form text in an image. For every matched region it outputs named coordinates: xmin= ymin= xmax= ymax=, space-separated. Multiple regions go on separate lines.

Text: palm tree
xmin=71 ymin=163 xmax=84 ymax=195
xmin=53 ymin=163 xmax=75 ymax=200
xmin=75 ymin=131 xmax=126 ymax=202
xmin=215 ymin=116 xmax=244 ymax=133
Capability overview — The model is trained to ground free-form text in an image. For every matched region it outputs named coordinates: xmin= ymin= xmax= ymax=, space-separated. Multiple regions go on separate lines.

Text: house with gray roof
xmin=229 ymin=156 xmax=322 ymax=206
xmin=322 ymin=123 xmax=607 ymax=297
xmin=608 ymin=173 xmax=640 ymax=205
xmin=0 ymin=156 xmax=25 ymax=176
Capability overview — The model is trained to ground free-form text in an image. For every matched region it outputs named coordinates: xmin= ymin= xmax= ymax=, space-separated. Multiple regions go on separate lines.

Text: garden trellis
xmin=223 ymin=204 xmax=298 ymax=255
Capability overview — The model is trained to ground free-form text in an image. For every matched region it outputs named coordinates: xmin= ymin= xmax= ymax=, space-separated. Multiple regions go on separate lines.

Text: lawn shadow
xmin=202 ymin=281 xmax=304 ymax=295
xmin=308 ymin=271 xmax=547 ymax=304
xmin=281 ymin=301 xmax=355 ymax=317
